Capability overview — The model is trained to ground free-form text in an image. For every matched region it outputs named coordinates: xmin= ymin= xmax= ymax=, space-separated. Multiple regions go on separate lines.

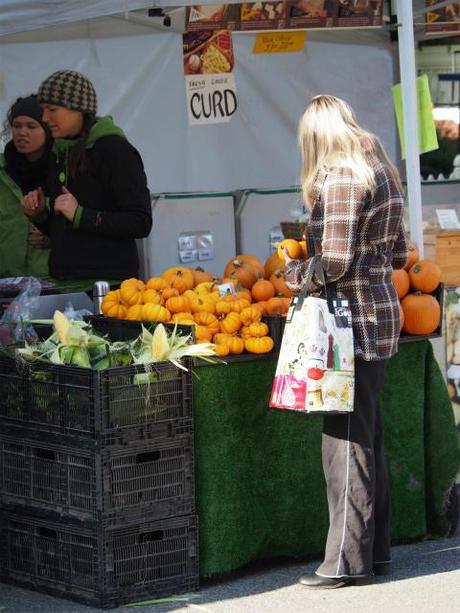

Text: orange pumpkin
xmin=223 ymin=259 xmax=257 ymax=289
xmin=232 ymin=254 xmax=265 ymax=278
xmin=146 ymin=277 xmax=168 ymax=292
xmin=194 ymin=312 xmax=220 ymax=335
xmin=408 ymin=260 xmax=441 ymax=294
xmin=195 ymin=325 xmax=214 ymax=342
xmin=191 ymin=267 xmax=214 ymax=286
xmin=120 ymin=281 xmax=144 ymax=306
xmin=277 ymin=239 xmax=302 ymax=261
xmin=248 ymin=321 xmax=269 ymax=337
xmin=404 ymin=241 xmax=419 ymax=271
xmin=225 ymin=335 xmax=245 ymax=355
xmin=299 ymin=240 xmax=308 ymax=259
xmin=401 ymin=292 xmax=440 ymax=335
xmin=214 ymin=343 xmax=230 ymax=357
xmin=391 ymin=269 xmax=410 ymax=300
xmin=190 ymin=295 xmax=216 ymax=314
xmin=165 ymin=295 xmax=190 ymax=313
xmin=240 ymin=306 xmax=262 ymax=326
xmin=270 ymin=271 xmax=293 ymax=298
xmin=126 ymin=304 xmax=144 ymax=321
xmin=220 ymin=311 xmax=242 ymax=334
xmin=162 ymin=287 xmax=180 ymax=300
xmin=142 ymin=303 xmax=171 ymax=323
xmin=101 ymin=290 xmax=127 ymax=320
xmin=245 ymin=336 xmax=274 ymax=354
xmin=239 ymin=325 xmax=253 ymax=339
xmin=161 ymin=267 xmax=194 ymax=290
xmin=142 ymin=289 xmax=164 ymax=305
xmin=251 ymin=278 xmax=276 ymax=302
xmin=171 ymin=312 xmax=195 ymax=325
xmin=265 ymin=296 xmax=290 ymax=316
xmin=264 ymin=251 xmax=285 ymax=280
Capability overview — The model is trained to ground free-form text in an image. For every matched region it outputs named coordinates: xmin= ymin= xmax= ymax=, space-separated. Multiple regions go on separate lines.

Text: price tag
xmin=436 ymin=209 xmax=460 ymax=230
xmin=253 ymin=31 xmax=307 ymax=55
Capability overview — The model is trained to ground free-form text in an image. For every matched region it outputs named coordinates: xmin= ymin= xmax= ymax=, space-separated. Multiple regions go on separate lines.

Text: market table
xmin=193 ymin=340 xmax=460 ymax=578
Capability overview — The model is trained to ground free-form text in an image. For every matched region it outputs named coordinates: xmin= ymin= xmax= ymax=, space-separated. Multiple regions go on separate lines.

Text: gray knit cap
xmin=37 ymin=70 xmax=97 ymax=115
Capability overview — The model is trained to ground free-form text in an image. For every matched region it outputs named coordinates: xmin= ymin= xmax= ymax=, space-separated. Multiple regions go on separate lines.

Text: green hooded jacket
xmin=0 ymin=153 xmax=50 ymax=278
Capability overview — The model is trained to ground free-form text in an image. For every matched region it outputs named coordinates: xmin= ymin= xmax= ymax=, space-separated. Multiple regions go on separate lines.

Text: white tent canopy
xmin=0 ymin=1 xmax=428 ymax=253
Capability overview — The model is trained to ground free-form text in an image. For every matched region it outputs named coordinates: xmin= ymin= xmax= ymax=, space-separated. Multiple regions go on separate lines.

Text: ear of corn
xmin=150 ymin=324 xmax=170 ymax=362
xmin=53 ymin=310 xmax=70 ymax=344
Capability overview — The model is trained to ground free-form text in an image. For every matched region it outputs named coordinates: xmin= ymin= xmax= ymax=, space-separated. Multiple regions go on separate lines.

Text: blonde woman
xmin=282 ymin=95 xmax=409 ymax=588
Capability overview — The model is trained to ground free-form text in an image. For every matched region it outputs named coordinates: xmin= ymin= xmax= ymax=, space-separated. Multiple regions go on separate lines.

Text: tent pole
xmin=395 ymin=0 xmax=424 ymax=257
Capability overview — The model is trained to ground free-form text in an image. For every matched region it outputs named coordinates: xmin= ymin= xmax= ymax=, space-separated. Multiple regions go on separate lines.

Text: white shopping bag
xmin=269 ymin=293 xmax=354 ymax=414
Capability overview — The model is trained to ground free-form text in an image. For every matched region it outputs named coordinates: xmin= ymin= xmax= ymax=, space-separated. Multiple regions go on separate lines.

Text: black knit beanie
xmin=8 ymin=94 xmax=51 ymax=139
xmin=37 ymin=70 xmax=97 ymax=115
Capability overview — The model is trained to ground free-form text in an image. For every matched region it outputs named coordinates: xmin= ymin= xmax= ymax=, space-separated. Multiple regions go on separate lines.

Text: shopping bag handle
xmin=297 ymin=256 xmax=337 ymax=313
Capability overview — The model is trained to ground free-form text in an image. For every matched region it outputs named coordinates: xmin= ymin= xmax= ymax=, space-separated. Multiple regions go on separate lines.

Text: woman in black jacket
xmin=22 ymin=70 xmax=152 ymax=281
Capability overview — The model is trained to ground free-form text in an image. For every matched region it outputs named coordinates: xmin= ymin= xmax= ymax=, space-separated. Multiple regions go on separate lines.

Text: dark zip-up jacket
xmin=34 ymin=116 xmax=152 ymax=280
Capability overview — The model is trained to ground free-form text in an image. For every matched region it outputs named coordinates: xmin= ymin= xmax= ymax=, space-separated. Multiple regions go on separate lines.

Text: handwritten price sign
xmin=253 ymin=31 xmax=306 ymax=54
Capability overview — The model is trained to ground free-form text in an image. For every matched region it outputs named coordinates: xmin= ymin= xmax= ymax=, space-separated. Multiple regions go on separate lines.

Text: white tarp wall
xmin=0 ymin=16 xmax=397 ymax=194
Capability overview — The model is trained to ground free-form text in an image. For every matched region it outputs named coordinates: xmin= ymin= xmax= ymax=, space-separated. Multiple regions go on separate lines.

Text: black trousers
xmin=316 ymin=357 xmax=391 ymax=578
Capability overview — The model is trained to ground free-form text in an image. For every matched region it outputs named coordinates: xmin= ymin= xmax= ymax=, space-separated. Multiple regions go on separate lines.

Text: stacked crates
xmin=0 ymin=320 xmax=199 ymax=608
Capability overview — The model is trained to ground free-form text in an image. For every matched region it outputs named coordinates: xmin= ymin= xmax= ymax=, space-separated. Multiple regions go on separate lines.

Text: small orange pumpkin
xmin=240 ymin=306 xmax=262 ymax=326
xmin=251 ymin=278 xmax=276 ymax=302
xmin=214 ymin=343 xmax=230 ymax=357
xmin=142 ymin=289 xmax=164 ymax=305
xmin=146 ymin=277 xmax=168 ymax=292
xmin=120 ymin=279 xmax=144 ymax=306
xmin=126 ymin=304 xmax=144 ymax=321
xmin=142 ymin=303 xmax=171 ymax=323
xmin=101 ymin=290 xmax=126 ymax=319
xmin=248 ymin=321 xmax=269 ymax=338
xmin=194 ymin=312 xmax=220 ymax=335
xmin=265 ymin=296 xmax=290 ymax=316
xmin=161 ymin=267 xmax=195 ymax=290
xmin=245 ymin=336 xmax=274 ymax=354
xmin=165 ymin=295 xmax=190 ymax=314
xmin=220 ymin=311 xmax=242 ymax=334
xmin=277 ymin=239 xmax=302 ymax=261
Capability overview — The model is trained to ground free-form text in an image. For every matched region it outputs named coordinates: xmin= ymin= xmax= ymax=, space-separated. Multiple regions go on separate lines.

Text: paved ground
xmin=0 ymin=531 xmax=459 ymax=613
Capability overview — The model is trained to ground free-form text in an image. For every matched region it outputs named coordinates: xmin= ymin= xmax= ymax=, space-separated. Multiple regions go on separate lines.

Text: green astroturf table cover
xmin=193 ymin=340 xmax=460 ymax=577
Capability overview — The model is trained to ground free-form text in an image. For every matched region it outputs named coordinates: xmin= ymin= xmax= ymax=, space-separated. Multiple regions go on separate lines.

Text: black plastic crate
xmin=0 ymin=511 xmax=199 ymax=609
xmin=0 ymin=353 xmax=192 ymax=443
xmin=262 ymin=315 xmax=286 ymax=351
xmin=0 ymin=433 xmax=195 ymax=522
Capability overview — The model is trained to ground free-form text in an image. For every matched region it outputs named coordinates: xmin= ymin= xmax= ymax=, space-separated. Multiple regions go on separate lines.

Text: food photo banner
xmin=185 ymin=1 xmax=383 ymax=32
xmin=183 ymin=29 xmax=238 ymax=125
xmin=425 ymin=1 xmax=460 ymax=35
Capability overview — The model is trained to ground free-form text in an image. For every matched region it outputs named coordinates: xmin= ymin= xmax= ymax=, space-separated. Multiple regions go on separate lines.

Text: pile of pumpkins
xmin=391 ymin=243 xmax=442 ymax=336
xmin=100 ymin=242 xmax=305 ymax=356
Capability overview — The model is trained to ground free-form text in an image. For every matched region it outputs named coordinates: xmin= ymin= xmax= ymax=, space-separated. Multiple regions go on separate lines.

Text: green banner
xmin=392 ymin=73 xmax=439 ymax=159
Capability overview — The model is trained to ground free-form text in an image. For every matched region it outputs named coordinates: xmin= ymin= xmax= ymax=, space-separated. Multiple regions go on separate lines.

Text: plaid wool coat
xmin=284 ymin=157 xmax=409 ymax=361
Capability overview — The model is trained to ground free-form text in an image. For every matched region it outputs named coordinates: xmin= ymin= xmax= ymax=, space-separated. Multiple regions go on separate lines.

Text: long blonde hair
xmin=298 ymin=94 xmax=403 ymax=208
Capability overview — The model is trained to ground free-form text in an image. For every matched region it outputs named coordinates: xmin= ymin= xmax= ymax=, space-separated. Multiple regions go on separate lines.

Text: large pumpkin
xmin=401 ymin=292 xmax=440 ymax=335
xmin=270 ymin=271 xmax=293 ymax=298
xmin=229 ymin=254 xmax=265 ymax=278
xmin=408 ymin=260 xmax=441 ymax=294
xmin=264 ymin=251 xmax=285 ymax=279
xmin=223 ymin=259 xmax=258 ymax=289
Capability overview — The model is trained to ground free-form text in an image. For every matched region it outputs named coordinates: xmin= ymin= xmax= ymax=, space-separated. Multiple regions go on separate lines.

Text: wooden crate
xmin=423 ymin=230 xmax=460 ymax=287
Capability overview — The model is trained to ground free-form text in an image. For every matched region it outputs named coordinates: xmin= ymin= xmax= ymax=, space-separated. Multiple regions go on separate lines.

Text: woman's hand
xmin=54 ymin=186 xmax=78 ymax=222
xmin=281 ymin=247 xmax=294 ymax=265
xmin=22 ymin=187 xmax=45 ymax=217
